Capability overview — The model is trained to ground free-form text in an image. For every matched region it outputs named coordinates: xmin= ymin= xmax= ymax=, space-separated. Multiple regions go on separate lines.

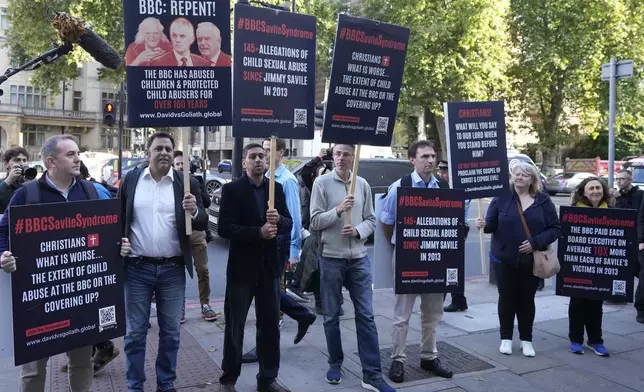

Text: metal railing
xmin=0 ymin=104 xmax=128 ymax=122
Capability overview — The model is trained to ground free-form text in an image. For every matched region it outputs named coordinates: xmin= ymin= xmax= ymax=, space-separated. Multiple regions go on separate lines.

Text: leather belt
xmin=126 ymin=256 xmax=183 ymax=265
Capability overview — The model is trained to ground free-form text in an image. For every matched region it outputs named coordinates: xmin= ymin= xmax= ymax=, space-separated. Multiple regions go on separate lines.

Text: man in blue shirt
xmin=437 ymin=160 xmax=470 ymax=312
xmin=241 ymin=138 xmax=316 ymax=364
xmin=380 ymin=141 xmax=453 ymax=384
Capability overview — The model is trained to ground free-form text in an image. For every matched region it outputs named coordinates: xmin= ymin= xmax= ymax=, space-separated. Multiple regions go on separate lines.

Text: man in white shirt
xmin=118 ymin=132 xmax=208 ymax=392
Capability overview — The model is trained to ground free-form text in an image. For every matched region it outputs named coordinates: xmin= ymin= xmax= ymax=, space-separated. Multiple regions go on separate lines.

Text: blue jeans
xmin=319 ymin=255 xmax=382 ymax=383
xmin=124 ymin=261 xmax=186 ymax=392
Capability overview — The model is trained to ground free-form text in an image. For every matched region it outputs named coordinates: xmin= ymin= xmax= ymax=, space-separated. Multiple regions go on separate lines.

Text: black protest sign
xmin=444 ymin=101 xmax=509 ymax=200
xmin=9 ymin=199 xmax=125 ymax=366
xmin=556 ymin=206 xmax=637 ymax=302
xmin=232 ymin=4 xmax=316 ymax=139
xmin=395 ymin=187 xmax=465 ymax=295
xmin=322 ymin=14 xmax=409 ymax=146
xmin=123 ymin=0 xmax=232 ymax=127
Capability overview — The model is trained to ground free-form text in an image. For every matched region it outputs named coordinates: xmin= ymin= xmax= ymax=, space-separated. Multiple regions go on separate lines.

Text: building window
xmin=10 ymin=85 xmax=47 ymax=108
xmin=66 ymin=127 xmax=82 ymax=145
xmin=22 ymin=125 xmax=45 ymax=147
xmin=101 ymin=128 xmax=117 ymax=149
xmin=0 ymin=8 xmax=10 ymax=36
xmin=72 ymin=91 xmax=82 ymax=111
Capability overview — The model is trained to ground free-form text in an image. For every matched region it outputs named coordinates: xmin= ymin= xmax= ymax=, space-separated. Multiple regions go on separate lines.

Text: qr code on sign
xmin=612 ymin=280 xmax=626 ymax=296
xmin=294 ymin=108 xmax=307 ymax=125
xmin=446 ymin=268 xmax=458 ymax=285
xmin=376 ymin=117 xmax=389 ymax=134
xmin=99 ymin=305 xmax=116 ymax=328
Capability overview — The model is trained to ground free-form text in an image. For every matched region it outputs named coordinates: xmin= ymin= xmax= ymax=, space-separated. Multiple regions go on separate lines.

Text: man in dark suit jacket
xmin=218 ymin=143 xmax=292 ymax=392
xmin=118 ymin=132 xmax=208 ymax=392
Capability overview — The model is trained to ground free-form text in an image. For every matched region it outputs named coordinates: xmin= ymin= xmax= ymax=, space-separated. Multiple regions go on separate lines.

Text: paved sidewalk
xmin=2 ymin=277 xmax=644 ymax=392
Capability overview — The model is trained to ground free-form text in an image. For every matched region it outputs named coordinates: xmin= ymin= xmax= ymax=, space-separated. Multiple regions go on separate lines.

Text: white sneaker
xmin=499 ymin=339 xmax=512 ymax=355
xmin=521 ymin=341 xmax=535 ymax=357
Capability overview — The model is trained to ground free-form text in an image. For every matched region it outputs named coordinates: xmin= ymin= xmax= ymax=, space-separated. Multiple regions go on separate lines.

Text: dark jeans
xmin=493 ymin=261 xmax=539 ymax=341
xmin=634 ymin=251 xmax=644 ymax=312
xmin=220 ymin=265 xmax=281 ymax=385
xmin=124 ymin=261 xmax=185 ymax=392
xmin=280 ymin=290 xmax=311 ymax=321
xmin=320 ymin=255 xmax=381 ymax=383
xmin=569 ymin=297 xmax=603 ymax=345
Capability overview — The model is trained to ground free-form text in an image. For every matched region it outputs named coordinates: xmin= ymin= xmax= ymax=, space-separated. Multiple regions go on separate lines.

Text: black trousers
xmin=634 ymin=251 xmax=644 ymax=313
xmin=220 ymin=265 xmax=281 ymax=385
xmin=568 ymin=297 xmax=603 ymax=345
xmin=493 ymin=261 xmax=539 ymax=341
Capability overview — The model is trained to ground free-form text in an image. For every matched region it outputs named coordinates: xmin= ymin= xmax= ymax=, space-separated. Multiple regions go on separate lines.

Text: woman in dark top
xmin=475 ymin=161 xmax=560 ymax=357
xmin=568 ymin=177 xmax=613 ymax=357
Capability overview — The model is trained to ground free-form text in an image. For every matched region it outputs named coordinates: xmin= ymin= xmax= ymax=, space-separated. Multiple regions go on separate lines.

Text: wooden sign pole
xmin=344 ymin=145 xmax=361 ymax=225
xmin=183 ymin=128 xmax=192 ymax=235
xmin=268 ymin=136 xmax=277 ymax=210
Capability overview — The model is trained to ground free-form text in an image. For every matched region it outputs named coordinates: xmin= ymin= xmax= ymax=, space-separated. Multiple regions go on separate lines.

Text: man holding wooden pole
xmin=310 ymin=144 xmax=395 ymax=392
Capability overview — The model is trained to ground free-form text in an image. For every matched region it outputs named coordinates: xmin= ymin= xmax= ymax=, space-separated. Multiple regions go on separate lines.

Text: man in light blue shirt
xmin=437 ymin=160 xmax=470 ymax=312
xmin=380 ymin=140 xmax=453 ymax=383
xmin=241 ymin=138 xmax=316 ymax=364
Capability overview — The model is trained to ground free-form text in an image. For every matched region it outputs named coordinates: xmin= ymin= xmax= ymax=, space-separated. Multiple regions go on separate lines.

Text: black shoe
xmin=219 ymin=384 xmax=237 ymax=392
xmin=156 ymin=389 xmax=177 ymax=392
xmin=420 ymin=358 xmax=453 ymax=378
xmin=93 ymin=343 xmax=120 ymax=373
xmin=242 ymin=347 xmax=258 ymax=363
xmin=637 ymin=312 xmax=644 ymax=324
xmin=257 ymin=380 xmax=290 ymax=392
xmin=537 ymin=279 xmax=545 ymax=291
xmin=388 ymin=360 xmax=404 ymax=383
xmin=443 ymin=303 xmax=467 ymax=312
xmin=294 ymin=314 xmax=316 ymax=344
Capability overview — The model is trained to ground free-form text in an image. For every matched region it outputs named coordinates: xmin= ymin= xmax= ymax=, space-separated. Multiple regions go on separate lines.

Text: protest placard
xmin=232 ymin=3 xmax=316 ymax=139
xmin=123 ymin=0 xmax=232 ymax=127
xmin=556 ymin=206 xmax=637 ymax=302
xmin=9 ymin=199 xmax=125 ymax=366
xmin=443 ymin=101 xmax=509 ymax=200
xmin=395 ymin=188 xmax=465 ymax=294
xmin=322 ymin=14 xmax=409 ymax=146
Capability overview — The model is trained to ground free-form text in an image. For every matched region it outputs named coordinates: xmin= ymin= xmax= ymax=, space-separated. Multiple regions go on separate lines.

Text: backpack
xmin=23 ymin=179 xmax=99 ymax=205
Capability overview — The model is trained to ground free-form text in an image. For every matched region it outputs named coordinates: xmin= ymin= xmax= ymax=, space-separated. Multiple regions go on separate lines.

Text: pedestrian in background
xmin=568 ymin=177 xmax=613 ymax=356
xmin=475 ymin=160 xmax=560 ymax=357
xmin=173 ymin=151 xmax=218 ymax=323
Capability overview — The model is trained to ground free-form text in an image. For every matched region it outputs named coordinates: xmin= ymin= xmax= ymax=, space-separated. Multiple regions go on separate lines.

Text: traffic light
xmin=315 ymin=101 xmax=326 ymax=131
xmin=103 ymin=102 xmax=115 ymax=126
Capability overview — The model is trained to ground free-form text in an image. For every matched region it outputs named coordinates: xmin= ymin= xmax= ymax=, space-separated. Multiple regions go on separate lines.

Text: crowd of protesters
xmin=0 ymin=134 xmax=643 ymax=392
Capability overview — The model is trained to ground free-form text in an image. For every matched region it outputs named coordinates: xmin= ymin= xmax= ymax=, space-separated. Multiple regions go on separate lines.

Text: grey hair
xmin=509 ymin=159 xmax=543 ymax=197
xmin=134 ymin=17 xmax=170 ymax=46
xmin=196 ymin=22 xmax=221 ymax=38
xmin=41 ymin=135 xmax=79 ymax=168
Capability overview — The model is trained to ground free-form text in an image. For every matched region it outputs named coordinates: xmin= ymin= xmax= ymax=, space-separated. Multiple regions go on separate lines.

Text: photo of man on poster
xmin=196 ymin=22 xmax=232 ymax=67
xmin=124 ymin=17 xmax=172 ymax=66
xmin=149 ymin=18 xmax=213 ymax=67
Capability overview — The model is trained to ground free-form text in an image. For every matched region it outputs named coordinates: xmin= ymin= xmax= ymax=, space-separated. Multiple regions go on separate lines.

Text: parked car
xmin=102 ymin=157 xmax=147 ymax=186
xmin=203 ymin=172 xmax=230 ymax=197
xmin=217 ymin=159 xmax=232 ymax=173
xmin=545 ymin=172 xmax=595 ymax=195
xmin=207 ymin=158 xmax=414 ymax=235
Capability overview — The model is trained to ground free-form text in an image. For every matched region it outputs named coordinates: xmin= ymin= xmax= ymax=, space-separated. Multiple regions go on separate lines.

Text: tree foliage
xmin=509 ymin=0 xmax=644 ymax=169
xmin=5 ymin=0 xmax=125 ymax=95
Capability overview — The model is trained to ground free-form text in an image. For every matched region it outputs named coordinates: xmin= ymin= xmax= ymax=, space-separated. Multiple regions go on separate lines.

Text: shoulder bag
xmin=516 ymin=201 xmax=560 ymax=279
